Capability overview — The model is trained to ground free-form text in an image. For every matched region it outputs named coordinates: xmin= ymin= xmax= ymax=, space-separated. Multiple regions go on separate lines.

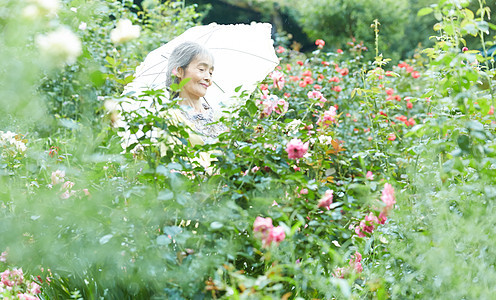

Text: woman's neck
xmin=178 ymin=97 xmax=203 ymax=113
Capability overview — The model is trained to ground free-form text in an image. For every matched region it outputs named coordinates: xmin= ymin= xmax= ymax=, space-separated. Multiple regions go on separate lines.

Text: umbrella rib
xmin=135 ymin=56 xmax=169 ymax=82
xmin=207 ymin=47 xmax=279 ymax=64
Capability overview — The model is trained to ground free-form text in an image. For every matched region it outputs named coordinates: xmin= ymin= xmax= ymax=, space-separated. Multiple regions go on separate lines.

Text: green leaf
xmin=157 ymin=235 xmax=171 ymax=245
xmin=90 ymin=70 xmax=105 ymax=87
xmin=417 ymin=7 xmax=433 ymax=17
xmin=210 ymin=221 xmax=223 ymax=230
xmin=246 ymin=99 xmax=258 ymax=116
xmin=105 ymin=56 xmax=115 ymax=65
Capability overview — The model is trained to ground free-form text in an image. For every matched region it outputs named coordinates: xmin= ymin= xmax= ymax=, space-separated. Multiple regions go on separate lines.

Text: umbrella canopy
xmin=123 ymin=22 xmax=279 ymax=114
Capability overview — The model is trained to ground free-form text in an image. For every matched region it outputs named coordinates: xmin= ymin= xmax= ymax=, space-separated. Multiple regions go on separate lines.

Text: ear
xmin=176 ymin=67 xmax=184 ymax=79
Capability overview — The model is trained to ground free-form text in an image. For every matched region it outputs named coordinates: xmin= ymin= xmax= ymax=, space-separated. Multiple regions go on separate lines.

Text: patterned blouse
xmin=180 ymin=102 xmax=227 ymax=144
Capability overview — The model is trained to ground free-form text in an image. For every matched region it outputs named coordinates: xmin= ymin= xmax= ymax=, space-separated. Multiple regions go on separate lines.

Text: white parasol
xmin=123 ymin=22 xmax=279 ymax=114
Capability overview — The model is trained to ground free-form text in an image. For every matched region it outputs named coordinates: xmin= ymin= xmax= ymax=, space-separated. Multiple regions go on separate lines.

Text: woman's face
xmin=177 ymin=55 xmax=214 ymax=101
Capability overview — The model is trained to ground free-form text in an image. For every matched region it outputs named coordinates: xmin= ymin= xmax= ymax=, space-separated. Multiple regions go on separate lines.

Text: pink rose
xmin=349 ymin=251 xmax=363 ymax=273
xmin=271 ymin=70 xmax=285 ymax=90
xmin=29 ymin=281 xmax=42 ymax=294
xmin=253 ymin=216 xmax=273 ymax=234
xmin=17 ymin=294 xmax=38 ymax=300
xmin=263 ymin=226 xmax=286 ymax=247
xmin=317 ymin=189 xmax=333 ymax=210
xmin=1 ymin=268 xmax=24 ymax=287
xmin=318 ymin=106 xmax=338 ymax=128
xmin=285 ymin=138 xmax=309 ymax=160
xmin=381 ymin=183 xmax=396 ymax=209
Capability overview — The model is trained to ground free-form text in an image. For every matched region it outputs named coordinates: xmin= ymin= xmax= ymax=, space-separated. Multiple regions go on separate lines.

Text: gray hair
xmin=165 ymin=41 xmax=214 ymax=88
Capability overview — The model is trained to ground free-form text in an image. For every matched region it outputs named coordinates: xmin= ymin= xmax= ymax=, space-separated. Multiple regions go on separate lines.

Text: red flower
xmin=411 ymin=71 xmax=420 ymax=79
xmin=337 ymin=49 xmax=343 ymax=54
xmin=328 ymin=76 xmax=340 ymax=83
xmin=304 ymin=76 xmax=314 ymax=85
xmin=302 ymin=70 xmax=312 ymax=77
xmin=315 ymin=39 xmax=325 ymax=49
xmin=332 ymin=86 xmax=342 ymax=92
xmin=297 ymin=60 xmax=304 ymax=66
xmin=339 ymin=68 xmax=349 ymax=76
xmin=386 ymin=88 xmax=394 ymax=96
xmin=489 ymin=105 xmax=494 ymax=115
xmin=276 ymin=46 xmax=286 ymax=53
xmin=407 ymin=102 xmax=413 ymax=109
xmin=321 ymin=61 xmax=330 ymax=66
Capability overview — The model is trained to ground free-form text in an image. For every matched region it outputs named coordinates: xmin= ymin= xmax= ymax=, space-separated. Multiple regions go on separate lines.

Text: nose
xmin=204 ymin=74 xmax=212 ymax=85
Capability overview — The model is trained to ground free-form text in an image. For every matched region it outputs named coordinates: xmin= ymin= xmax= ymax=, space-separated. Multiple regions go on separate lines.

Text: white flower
xmin=1 ymin=131 xmax=16 ymax=141
xmin=23 ymin=0 xmax=60 ymax=18
xmin=51 ymin=170 xmax=65 ymax=185
xmin=36 ymin=27 xmax=82 ymax=66
xmin=0 ymin=131 xmax=27 ymax=158
xmin=22 ymin=5 xmax=40 ymax=19
xmin=318 ymin=135 xmax=333 ymax=145
xmin=110 ymin=19 xmax=140 ymax=45
xmin=78 ymin=22 xmax=87 ymax=30
xmin=70 ymin=7 xmax=78 ymax=13
xmin=36 ymin=0 xmax=60 ymax=15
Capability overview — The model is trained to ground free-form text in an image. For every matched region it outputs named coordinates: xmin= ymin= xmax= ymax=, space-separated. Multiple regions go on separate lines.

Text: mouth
xmin=200 ymin=83 xmax=209 ymax=89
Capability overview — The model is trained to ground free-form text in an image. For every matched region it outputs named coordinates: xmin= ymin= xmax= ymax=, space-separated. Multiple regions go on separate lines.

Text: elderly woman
xmin=165 ymin=41 xmax=226 ymax=145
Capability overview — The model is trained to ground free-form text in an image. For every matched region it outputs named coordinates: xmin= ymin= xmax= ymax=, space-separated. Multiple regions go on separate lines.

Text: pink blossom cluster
xmin=260 ymin=95 xmax=288 ymax=117
xmin=270 ymin=70 xmax=286 ymax=90
xmin=355 ymin=212 xmax=386 ymax=237
xmin=307 ymin=90 xmax=327 ymax=108
xmin=333 ymin=251 xmax=363 ymax=278
xmin=0 ymin=268 xmax=41 ymax=299
xmin=349 ymin=251 xmax=363 ymax=273
xmin=355 ymin=183 xmax=395 ymax=237
xmin=253 ymin=217 xmax=286 ymax=248
xmin=242 ymin=165 xmax=260 ymax=176
xmin=317 ymin=189 xmax=333 ymax=210
xmin=381 ymin=183 xmax=396 ymax=210
xmin=50 ymin=170 xmax=91 ymax=199
xmin=285 ymin=138 xmax=309 ymax=160
xmin=317 ymin=106 xmax=338 ymax=128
